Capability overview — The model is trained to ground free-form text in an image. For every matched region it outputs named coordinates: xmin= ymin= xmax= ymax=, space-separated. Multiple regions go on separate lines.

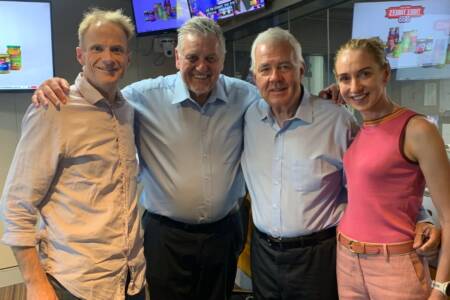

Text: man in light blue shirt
xmin=242 ymin=27 xmax=355 ymax=300
xmin=123 ymin=72 xmax=256 ymax=225
xmin=242 ymin=27 xmax=438 ymax=300
xmin=120 ymin=18 xmax=259 ymax=300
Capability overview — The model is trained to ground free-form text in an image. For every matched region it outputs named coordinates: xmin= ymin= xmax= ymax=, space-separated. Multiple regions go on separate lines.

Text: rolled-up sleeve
xmin=1 ymin=104 xmax=64 ymax=246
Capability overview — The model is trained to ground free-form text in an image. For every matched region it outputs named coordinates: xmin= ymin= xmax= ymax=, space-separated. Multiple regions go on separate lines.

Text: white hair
xmin=250 ymin=27 xmax=304 ymax=72
xmin=176 ymin=16 xmax=226 ymax=58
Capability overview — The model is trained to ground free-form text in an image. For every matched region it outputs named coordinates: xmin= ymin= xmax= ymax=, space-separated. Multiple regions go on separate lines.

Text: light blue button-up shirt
xmin=122 ymin=72 xmax=259 ymax=224
xmin=242 ymin=87 xmax=358 ymax=238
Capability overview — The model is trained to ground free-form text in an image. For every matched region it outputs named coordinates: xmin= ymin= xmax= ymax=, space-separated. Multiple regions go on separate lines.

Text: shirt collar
xmin=295 ymin=87 xmax=313 ymax=124
xmin=172 ymin=72 xmax=228 ymax=105
xmin=75 ymin=72 xmax=124 ymax=106
xmin=259 ymin=85 xmax=313 ymax=124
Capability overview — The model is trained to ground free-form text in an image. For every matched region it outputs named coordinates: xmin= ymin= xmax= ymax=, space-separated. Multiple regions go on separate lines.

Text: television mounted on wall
xmin=0 ymin=0 xmax=54 ymax=91
xmin=187 ymin=0 xmax=266 ymax=21
xmin=352 ymin=0 xmax=450 ymax=70
xmin=131 ymin=0 xmax=192 ymax=36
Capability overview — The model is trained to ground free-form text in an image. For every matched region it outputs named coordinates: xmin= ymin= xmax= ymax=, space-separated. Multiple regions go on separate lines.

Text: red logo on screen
xmin=385 ymin=5 xmax=424 ymax=23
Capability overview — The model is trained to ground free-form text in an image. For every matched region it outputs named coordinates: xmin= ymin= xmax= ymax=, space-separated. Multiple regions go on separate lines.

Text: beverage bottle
xmin=387 ymin=28 xmax=395 ymax=53
xmin=7 ymin=46 xmax=21 ymax=70
xmin=394 ymin=27 xmax=400 ymax=44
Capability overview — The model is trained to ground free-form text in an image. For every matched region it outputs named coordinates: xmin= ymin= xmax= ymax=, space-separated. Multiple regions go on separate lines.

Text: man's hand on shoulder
xmin=32 ymin=78 xmax=70 ymax=108
xmin=318 ymin=83 xmax=345 ymax=104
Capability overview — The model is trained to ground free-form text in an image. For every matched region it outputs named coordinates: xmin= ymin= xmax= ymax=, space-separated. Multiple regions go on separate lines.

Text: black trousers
xmin=251 ymin=226 xmax=338 ymax=300
xmin=142 ymin=210 xmax=244 ymax=300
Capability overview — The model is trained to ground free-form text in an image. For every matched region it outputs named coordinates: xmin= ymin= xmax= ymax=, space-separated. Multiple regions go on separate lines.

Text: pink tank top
xmin=339 ymin=108 xmax=425 ymax=243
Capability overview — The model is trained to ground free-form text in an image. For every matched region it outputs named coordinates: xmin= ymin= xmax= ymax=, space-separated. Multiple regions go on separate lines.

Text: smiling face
xmin=334 ymin=48 xmax=390 ymax=117
xmin=175 ymin=33 xmax=224 ymax=104
xmin=76 ymin=21 xmax=130 ymax=100
xmin=253 ymin=41 xmax=304 ymax=112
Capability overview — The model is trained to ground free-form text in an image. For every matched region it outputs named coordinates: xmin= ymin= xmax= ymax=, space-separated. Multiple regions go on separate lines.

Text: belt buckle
xmin=267 ymin=236 xmax=283 ymax=249
xmin=348 ymin=240 xmax=364 ymax=254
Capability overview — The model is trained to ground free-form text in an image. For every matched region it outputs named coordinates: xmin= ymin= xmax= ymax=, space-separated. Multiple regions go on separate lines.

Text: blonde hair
xmin=78 ymin=8 xmax=135 ymax=47
xmin=334 ymin=38 xmax=389 ymax=74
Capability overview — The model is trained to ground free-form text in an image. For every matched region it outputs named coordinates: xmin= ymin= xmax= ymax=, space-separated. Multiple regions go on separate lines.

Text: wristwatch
xmin=431 ymin=280 xmax=450 ymax=296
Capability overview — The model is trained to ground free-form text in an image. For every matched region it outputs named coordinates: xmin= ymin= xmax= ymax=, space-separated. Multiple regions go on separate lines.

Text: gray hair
xmin=78 ymin=8 xmax=135 ymax=47
xmin=177 ymin=16 xmax=226 ymax=58
xmin=250 ymin=27 xmax=304 ymax=72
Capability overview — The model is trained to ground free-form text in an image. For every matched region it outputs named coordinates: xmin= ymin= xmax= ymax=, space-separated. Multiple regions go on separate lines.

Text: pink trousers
xmin=336 ymin=242 xmax=431 ymax=300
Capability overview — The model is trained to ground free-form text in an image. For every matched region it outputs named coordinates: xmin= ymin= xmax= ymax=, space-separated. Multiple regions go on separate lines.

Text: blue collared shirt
xmin=122 ymin=72 xmax=259 ymax=224
xmin=242 ymin=88 xmax=358 ymax=238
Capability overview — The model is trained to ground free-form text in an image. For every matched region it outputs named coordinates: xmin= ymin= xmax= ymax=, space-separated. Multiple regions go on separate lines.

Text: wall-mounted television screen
xmin=352 ymin=0 xmax=450 ymax=70
xmin=131 ymin=0 xmax=192 ymax=36
xmin=0 ymin=0 xmax=54 ymax=91
xmin=188 ymin=0 xmax=266 ymax=21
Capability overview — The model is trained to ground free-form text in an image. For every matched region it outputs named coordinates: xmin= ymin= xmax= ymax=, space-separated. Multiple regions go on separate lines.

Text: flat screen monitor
xmin=131 ymin=0 xmax=192 ymax=36
xmin=0 ymin=0 xmax=54 ymax=91
xmin=188 ymin=0 xmax=266 ymax=21
xmin=352 ymin=0 xmax=450 ymax=70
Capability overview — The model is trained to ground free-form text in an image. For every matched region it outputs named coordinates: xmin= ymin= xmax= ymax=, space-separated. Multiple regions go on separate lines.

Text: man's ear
xmin=299 ymin=63 xmax=305 ymax=80
xmin=127 ymin=51 xmax=131 ymax=67
xmin=76 ymin=47 xmax=84 ymax=66
xmin=175 ymin=47 xmax=181 ymax=70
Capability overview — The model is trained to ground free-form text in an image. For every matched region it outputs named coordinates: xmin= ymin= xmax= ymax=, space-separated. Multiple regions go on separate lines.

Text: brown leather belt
xmin=338 ymin=232 xmax=414 ymax=255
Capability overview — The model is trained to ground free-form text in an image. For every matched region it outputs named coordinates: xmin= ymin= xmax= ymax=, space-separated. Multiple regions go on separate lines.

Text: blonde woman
xmin=334 ymin=38 xmax=450 ymax=300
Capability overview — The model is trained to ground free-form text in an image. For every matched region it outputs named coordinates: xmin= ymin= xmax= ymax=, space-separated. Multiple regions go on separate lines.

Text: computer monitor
xmin=131 ymin=0 xmax=192 ymax=36
xmin=0 ymin=0 xmax=54 ymax=91
xmin=187 ymin=0 xmax=266 ymax=21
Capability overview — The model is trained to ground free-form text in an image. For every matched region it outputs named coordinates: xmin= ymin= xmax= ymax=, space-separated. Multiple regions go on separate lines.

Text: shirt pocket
xmin=292 ymin=159 xmax=322 ymax=192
